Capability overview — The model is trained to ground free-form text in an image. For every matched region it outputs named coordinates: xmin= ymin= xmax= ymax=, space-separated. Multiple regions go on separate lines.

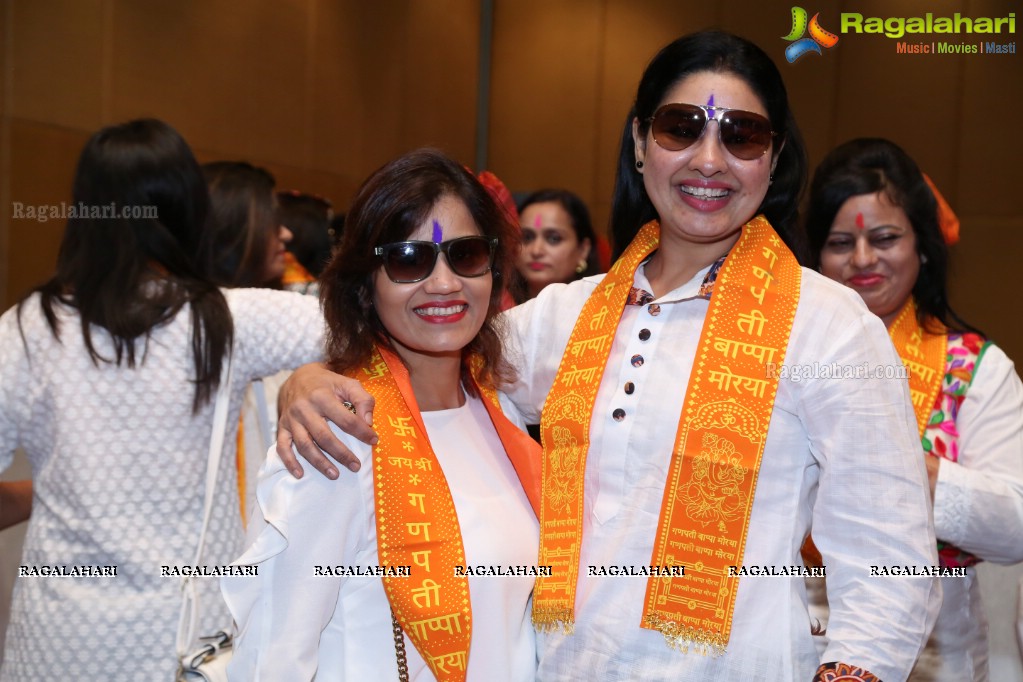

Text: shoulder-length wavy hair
xmin=805 ymin=137 xmax=981 ymax=335
xmin=319 ymin=148 xmax=519 ymax=396
xmin=20 ymin=118 xmax=232 ymax=411
xmin=200 ymin=161 xmax=279 ymax=287
xmin=610 ymin=30 xmax=808 ymax=262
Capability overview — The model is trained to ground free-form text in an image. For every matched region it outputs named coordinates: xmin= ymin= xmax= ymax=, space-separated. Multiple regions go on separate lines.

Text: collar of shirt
xmin=628 ymin=254 xmax=726 ymax=306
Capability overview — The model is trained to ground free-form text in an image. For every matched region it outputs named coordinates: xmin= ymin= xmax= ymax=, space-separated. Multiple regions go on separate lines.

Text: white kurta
xmin=501 ymin=263 xmax=941 ymax=682
xmin=223 ymin=394 xmax=538 ymax=681
xmin=811 ymin=342 xmax=1023 ymax=681
xmin=0 ymin=288 xmax=324 ymax=680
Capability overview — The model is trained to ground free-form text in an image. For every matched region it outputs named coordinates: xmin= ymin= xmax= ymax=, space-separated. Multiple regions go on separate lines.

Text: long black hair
xmin=20 ymin=118 xmax=233 ymax=411
xmin=610 ymin=30 xmax=808 ymax=261
xmin=805 ymin=137 xmax=981 ymax=335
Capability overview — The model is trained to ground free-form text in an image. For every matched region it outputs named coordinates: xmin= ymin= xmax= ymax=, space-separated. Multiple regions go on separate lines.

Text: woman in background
xmin=201 ymin=160 xmax=293 ymax=289
xmin=805 ymin=137 xmax=1023 ymax=681
xmin=202 ymin=161 xmax=305 ymax=521
xmin=514 ymin=188 xmax=598 ymax=301
xmin=0 ymin=119 xmax=324 ymax=679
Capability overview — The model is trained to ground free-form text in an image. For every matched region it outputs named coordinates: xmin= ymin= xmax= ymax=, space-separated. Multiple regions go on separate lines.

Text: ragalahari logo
xmin=782 ymin=7 xmax=840 ymax=62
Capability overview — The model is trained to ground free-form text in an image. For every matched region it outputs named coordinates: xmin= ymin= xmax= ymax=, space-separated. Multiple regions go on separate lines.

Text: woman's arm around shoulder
xmin=224 ymin=288 xmax=326 ymax=381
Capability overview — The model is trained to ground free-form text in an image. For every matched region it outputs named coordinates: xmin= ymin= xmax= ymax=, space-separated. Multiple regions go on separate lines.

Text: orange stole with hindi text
xmin=532 ymin=216 xmax=801 ymax=653
xmin=887 ymin=299 xmax=947 ymax=437
xmin=361 ymin=346 xmax=541 ymax=681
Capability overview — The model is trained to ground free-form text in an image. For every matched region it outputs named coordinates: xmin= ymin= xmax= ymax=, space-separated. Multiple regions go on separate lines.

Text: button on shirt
xmin=502 ymin=258 xmax=939 ymax=682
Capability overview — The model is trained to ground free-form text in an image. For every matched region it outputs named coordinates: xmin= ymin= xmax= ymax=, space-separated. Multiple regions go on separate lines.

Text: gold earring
xmin=575 ymin=260 xmax=587 ymax=274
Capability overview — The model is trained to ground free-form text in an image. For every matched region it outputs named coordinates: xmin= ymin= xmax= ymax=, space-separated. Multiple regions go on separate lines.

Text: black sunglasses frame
xmin=373 ymin=236 xmax=498 ymax=284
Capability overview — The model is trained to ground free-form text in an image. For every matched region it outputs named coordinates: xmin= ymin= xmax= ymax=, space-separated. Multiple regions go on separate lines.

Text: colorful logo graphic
xmin=782 ymin=7 xmax=840 ymax=62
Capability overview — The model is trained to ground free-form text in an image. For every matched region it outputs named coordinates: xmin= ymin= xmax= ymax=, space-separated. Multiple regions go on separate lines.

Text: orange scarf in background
xmin=887 ymin=300 xmax=947 ymax=436
xmin=361 ymin=346 xmax=540 ymax=680
xmin=533 ymin=216 xmax=801 ymax=654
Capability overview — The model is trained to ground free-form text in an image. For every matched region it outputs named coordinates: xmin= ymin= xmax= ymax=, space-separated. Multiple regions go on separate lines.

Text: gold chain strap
xmin=391 ymin=610 xmax=409 ymax=682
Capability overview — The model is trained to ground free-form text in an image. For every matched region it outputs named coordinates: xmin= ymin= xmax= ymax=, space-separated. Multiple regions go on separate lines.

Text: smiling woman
xmin=805 ymin=137 xmax=1023 ymax=682
xmin=222 ymin=148 xmax=542 ymax=681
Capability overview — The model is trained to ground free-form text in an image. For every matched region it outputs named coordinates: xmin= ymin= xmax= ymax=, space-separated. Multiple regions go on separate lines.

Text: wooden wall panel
xmin=110 ymin=1 xmax=310 ymax=165
xmin=6 ymin=120 xmax=87 ymax=300
xmin=9 ymin=0 xmax=105 ymax=131
xmin=489 ymin=0 xmax=604 ymax=201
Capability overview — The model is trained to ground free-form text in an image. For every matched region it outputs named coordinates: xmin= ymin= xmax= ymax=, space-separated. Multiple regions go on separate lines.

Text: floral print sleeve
xmin=813 ymin=661 xmax=883 ymax=681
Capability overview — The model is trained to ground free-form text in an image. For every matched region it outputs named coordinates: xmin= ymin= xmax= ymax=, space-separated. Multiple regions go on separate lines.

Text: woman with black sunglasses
xmin=274 ymin=31 xmax=939 ymax=681
xmin=804 ymin=137 xmax=1023 ymax=682
xmin=222 ymin=149 xmax=542 ymax=680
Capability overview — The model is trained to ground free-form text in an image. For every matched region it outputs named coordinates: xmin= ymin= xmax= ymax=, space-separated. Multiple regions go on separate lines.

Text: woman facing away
xmin=0 ymin=119 xmax=325 ymax=680
xmin=201 ymin=160 xmax=304 ymax=523
xmin=513 ymin=188 xmax=598 ymax=302
xmin=222 ymin=149 xmax=541 ymax=681
xmin=804 ymin=137 xmax=1023 ymax=681
xmin=201 ymin=160 xmax=293 ymax=289
xmin=274 ymin=31 xmax=941 ymax=681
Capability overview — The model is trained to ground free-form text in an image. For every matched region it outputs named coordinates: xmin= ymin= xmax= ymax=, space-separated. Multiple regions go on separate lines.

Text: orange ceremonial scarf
xmin=887 ymin=299 xmax=947 ymax=437
xmin=360 ymin=346 xmax=540 ymax=680
xmin=533 ymin=216 xmax=801 ymax=654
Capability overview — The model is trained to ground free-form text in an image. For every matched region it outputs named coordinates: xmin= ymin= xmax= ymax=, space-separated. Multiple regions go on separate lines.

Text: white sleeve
xmin=798 ymin=303 xmax=940 ymax=680
xmin=225 ymin=288 xmax=326 ymax=382
xmin=932 ymin=344 xmax=1023 ymax=563
xmin=0 ymin=304 xmax=33 ymax=473
xmin=499 ymin=280 xmax=593 ymax=422
xmin=222 ymin=426 xmax=371 ymax=681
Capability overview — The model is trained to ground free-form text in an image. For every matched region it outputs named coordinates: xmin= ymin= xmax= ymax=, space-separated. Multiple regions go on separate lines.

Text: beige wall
xmin=2 ymin=0 xmax=1021 ymax=360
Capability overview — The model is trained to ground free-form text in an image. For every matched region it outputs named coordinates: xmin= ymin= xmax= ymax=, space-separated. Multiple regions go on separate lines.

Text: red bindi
xmin=855 ymin=212 xmax=865 ymax=230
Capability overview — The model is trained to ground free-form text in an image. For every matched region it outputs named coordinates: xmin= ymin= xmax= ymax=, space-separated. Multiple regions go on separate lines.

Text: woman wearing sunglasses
xmin=275 ymin=31 xmax=939 ymax=681
xmin=222 ymin=149 xmax=541 ymax=681
xmin=803 ymin=137 xmax=1023 ymax=682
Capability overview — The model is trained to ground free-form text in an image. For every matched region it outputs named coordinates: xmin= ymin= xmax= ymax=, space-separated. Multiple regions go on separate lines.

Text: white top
xmin=810 ymin=342 xmax=1023 ymax=681
xmin=0 ymin=288 xmax=324 ymax=680
xmin=501 ymin=263 xmax=941 ymax=682
xmin=932 ymin=343 xmax=1023 ymax=564
xmin=223 ymin=393 xmax=539 ymax=681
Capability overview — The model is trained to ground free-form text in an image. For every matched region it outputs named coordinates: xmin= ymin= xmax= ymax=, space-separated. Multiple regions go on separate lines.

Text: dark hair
xmin=517 ymin=188 xmax=600 ymax=277
xmin=319 ymin=148 xmax=519 ymax=396
xmin=610 ymin=30 xmax=808 ymax=261
xmin=20 ymin=118 xmax=232 ymax=411
xmin=277 ymin=190 xmax=335 ymax=277
xmin=200 ymin=161 xmax=279 ymax=287
xmin=805 ymin=138 xmax=980 ymax=335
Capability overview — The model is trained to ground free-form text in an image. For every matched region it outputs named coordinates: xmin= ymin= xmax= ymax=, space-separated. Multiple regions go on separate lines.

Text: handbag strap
xmin=176 ymin=354 xmax=234 ymax=658
xmin=251 ymin=379 xmax=273 ymax=453
xmin=391 ymin=611 xmax=409 ymax=682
